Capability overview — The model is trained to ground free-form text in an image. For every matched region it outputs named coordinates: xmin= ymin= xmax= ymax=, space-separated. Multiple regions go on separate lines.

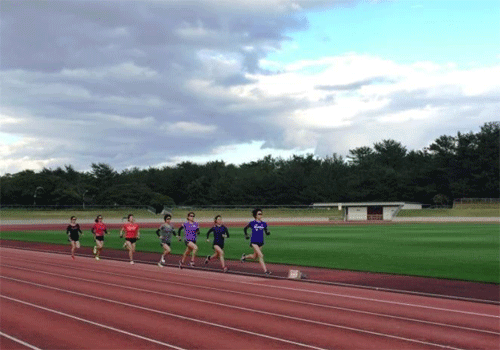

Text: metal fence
xmin=0 ymin=204 xmax=344 ymax=220
xmin=453 ymin=198 xmax=500 ymax=204
xmin=452 ymin=198 xmax=500 ymax=209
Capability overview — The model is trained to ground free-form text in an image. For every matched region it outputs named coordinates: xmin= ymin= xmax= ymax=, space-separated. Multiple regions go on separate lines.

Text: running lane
xmin=1 ymin=247 xmax=498 ymax=349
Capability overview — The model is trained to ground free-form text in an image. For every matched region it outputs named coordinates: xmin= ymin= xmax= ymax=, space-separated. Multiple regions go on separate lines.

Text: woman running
xmin=66 ymin=216 xmax=82 ymax=260
xmin=91 ymin=214 xmax=108 ymax=261
xmin=241 ymin=208 xmax=271 ymax=275
xmin=119 ymin=214 xmax=140 ymax=265
xmin=178 ymin=211 xmax=200 ymax=268
xmin=156 ymin=213 xmax=176 ymax=267
xmin=204 ymin=215 xmax=230 ymax=272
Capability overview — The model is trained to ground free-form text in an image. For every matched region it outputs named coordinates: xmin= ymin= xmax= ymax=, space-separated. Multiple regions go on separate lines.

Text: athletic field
xmin=1 ymin=222 xmax=498 ymax=283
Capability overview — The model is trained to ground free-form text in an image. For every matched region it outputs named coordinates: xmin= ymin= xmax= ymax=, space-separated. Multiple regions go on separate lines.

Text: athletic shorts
xmin=213 ymin=242 xmax=224 ymax=249
xmin=95 ymin=236 xmax=104 ymax=241
xmin=160 ymin=240 xmax=171 ymax=247
xmin=126 ymin=238 xmax=137 ymax=244
xmin=184 ymin=239 xmax=196 ymax=246
xmin=251 ymin=242 xmax=264 ymax=247
xmin=69 ymin=235 xmax=80 ymax=242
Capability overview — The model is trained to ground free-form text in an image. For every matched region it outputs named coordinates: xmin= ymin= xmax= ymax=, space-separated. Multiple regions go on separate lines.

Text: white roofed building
xmin=312 ymin=202 xmax=406 ymax=221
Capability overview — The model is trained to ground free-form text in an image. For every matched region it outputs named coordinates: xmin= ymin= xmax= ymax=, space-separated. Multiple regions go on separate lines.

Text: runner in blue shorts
xmin=204 ymin=215 xmax=230 ymax=272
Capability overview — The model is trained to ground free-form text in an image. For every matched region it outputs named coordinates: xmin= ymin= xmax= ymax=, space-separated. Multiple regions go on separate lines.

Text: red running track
xmin=1 ymin=247 xmax=499 ymax=350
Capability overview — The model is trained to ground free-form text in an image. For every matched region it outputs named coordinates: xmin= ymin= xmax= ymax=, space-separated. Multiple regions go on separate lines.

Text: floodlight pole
xmin=33 ymin=186 xmax=44 ymax=206
xmin=82 ymin=190 xmax=88 ymax=210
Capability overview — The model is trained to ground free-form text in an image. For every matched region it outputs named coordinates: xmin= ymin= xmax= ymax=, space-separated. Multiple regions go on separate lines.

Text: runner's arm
xmin=206 ymin=227 xmax=214 ymax=240
xmin=177 ymin=226 xmax=184 ymax=239
xmin=243 ymin=224 xmax=250 ymax=239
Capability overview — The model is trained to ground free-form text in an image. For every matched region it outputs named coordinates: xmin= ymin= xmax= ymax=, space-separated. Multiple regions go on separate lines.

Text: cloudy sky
xmin=1 ymin=0 xmax=499 ymax=174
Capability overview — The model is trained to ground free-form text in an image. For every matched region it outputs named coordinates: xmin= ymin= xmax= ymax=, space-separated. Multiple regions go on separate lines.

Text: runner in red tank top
xmin=91 ymin=215 xmax=108 ymax=261
xmin=119 ymin=214 xmax=140 ymax=264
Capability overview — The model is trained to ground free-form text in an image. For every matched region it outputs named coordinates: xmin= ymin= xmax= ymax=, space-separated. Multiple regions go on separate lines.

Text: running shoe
xmin=130 ymin=261 xmax=134 ymax=265
xmin=161 ymin=257 xmax=166 ymax=264
xmin=189 ymin=261 xmax=195 ymax=267
xmin=93 ymin=246 xmax=97 ymax=255
xmin=264 ymin=270 xmax=272 ymax=275
xmin=157 ymin=262 xmax=163 ymax=268
xmin=240 ymin=253 xmax=246 ymax=263
xmin=223 ymin=267 xmax=228 ymax=273
xmin=178 ymin=260 xmax=183 ymax=269
xmin=204 ymin=255 xmax=210 ymax=265
xmin=95 ymin=256 xmax=100 ymax=261
xmin=71 ymin=255 xmax=75 ymax=261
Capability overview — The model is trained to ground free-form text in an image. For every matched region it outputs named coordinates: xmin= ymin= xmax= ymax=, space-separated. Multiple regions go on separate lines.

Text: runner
xmin=204 ymin=215 xmax=230 ymax=272
xmin=66 ymin=216 xmax=82 ymax=260
xmin=241 ymin=208 xmax=271 ymax=274
xmin=156 ymin=213 xmax=176 ymax=267
xmin=119 ymin=214 xmax=140 ymax=265
xmin=91 ymin=214 xmax=108 ymax=261
xmin=177 ymin=211 xmax=200 ymax=268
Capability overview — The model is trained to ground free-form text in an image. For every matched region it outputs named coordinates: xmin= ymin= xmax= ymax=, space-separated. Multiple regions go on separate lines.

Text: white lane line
xmin=1 ymin=275 xmax=468 ymax=350
xmin=1 ymin=278 xmax=327 ymax=350
xmin=3 ymin=255 xmax=497 ymax=319
xmin=7 ymin=246 xmax=495 ymax=305
xmin=0 ymin=295 xmax=186 ymax=350
xmin=0 ymin=331 xmax=42 ymax=350
xmin=237 ymin=280 xmax=500 ymax=319
xmin=3 ymin=264 xmax=499 ymax=336
xmin=2 ymin=248 xmax=496 ymax=307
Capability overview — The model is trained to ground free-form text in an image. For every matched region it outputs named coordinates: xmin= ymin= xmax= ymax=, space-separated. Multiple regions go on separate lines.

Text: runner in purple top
xmin=241 ymin=208 xmax=271 ymax=275
xmin=178 ymin=211 xmax=200 ymax=268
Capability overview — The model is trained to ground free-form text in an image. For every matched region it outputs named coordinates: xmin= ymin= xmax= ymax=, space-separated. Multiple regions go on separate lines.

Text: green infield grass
xmin=1 ymin=223 xmax=498 ymax=283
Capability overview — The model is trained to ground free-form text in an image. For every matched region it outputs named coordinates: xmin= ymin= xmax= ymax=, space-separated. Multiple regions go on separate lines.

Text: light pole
xmin=33 ymin=186 xmax=44 ymax=206
xmin=82 ymin=190 xmax=88 ymax=210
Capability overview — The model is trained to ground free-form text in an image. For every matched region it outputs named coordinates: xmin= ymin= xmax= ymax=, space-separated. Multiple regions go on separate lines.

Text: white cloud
xmin=176 ymin=20 xmax=219 ymax=40
xmin=377 ymin=106 xmax=440 ymax=123
xmin=61 ymin=62 xmax=159 ymax=80
xmin=0 ymin=136 xmax=66 ymax=174
xmin=102 ymin=114 xmax=156 ymax=128
xmin=236 ymin=53 xmax=500 ymax=155
xmin=0 ymin=0 xmax=498 ymax=174
xmin=163 ymin=121 xmax=218 ymax=135
xmin=156 ymin=140 xmax=315 ymax=168
xmin=0 ymin=115 xmax=21 ymax=128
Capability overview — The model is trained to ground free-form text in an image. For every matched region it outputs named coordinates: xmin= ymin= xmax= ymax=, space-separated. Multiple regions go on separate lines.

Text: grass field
xmin=1 ymin=223 xmax=498 ymax=284
xmin=1 ymin=205 xmax=499 ymax=220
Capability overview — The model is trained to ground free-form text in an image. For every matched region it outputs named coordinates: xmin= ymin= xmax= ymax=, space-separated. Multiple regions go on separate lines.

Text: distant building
xmin=312 ymin=202 xmax=406 ymax=221
xmin=401 ymin=203 xmax=422 ymax=210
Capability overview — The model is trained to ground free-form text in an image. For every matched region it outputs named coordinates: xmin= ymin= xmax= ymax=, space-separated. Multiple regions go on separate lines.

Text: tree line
xmin=1 ymin=122 xmax=498 ymax=209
